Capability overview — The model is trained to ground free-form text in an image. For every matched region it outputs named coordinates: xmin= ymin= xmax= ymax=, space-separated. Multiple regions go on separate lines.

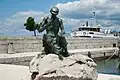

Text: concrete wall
xmin=0 ymin=37 xmax=119 ymax=54
xmin=67 ymin=37 xmax=119 ymax=49
xmin=0 ymin=56 xmax=33 ymax=66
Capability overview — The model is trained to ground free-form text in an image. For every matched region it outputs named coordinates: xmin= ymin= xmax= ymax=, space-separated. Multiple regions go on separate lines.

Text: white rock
xmin=30 ymin=53 xmax=98 ymax=80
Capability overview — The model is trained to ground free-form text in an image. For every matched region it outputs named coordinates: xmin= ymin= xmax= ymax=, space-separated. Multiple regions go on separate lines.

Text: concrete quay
xmin=0 ymin=52 xmax=41 ymax=66
xmin=0 ymin=47 xmax=119 ymax=66
xmin=0 ymin=47 xmax=119 ymax=80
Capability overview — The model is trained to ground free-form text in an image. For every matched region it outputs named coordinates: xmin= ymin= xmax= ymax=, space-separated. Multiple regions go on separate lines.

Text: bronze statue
xmin=24 ymin=7 xmax=69 ymax=60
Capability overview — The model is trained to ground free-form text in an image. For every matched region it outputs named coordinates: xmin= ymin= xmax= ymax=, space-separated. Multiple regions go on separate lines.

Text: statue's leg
xmin=46 ymin=35 xmax=60 ymax=54
xmin=58 ymin=36 xmax=69 ymax=57
xmin=42 ymin=34 xmax=50 ymax=54
xmin=46 ymin=35 xmax=63 ymax=60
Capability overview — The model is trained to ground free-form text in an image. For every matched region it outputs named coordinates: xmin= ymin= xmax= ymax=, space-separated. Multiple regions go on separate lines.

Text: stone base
xmin=30 ymin=53 xmax=98 ymax=80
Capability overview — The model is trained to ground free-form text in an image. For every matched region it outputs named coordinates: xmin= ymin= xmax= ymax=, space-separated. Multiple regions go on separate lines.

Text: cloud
xmin=63 ymin=18 xmax=120 ymax=31
xmin=56 ymin=0 xmax=120 ymax=31
xmin=0 ymin=0 xmax=120 ymax=36
xmin=0 ymin=11 xmax=46 ymax=36
xmin=56 ymin=0 xmax=120 ymax=18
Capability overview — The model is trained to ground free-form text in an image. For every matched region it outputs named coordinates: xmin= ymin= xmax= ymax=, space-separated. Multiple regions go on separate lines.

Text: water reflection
xmin=96 ymin=58 xmax=120 ymax=75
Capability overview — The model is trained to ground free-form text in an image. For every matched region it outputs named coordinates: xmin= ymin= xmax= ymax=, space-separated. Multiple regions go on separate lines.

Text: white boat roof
xmin=79 ymin=25 xmax=100 ymax=28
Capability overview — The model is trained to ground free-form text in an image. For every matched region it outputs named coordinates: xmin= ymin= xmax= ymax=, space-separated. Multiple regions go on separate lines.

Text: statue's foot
xmin=64 ymin=52 xmax=70 ymax=57
xmin=41 ymin=50 xmax=45 ymax=54
xmin=31 ymin=72 xmax=39 ymax=80
xmin=61 ymin=50 xmax=70 ymax=57
xmin=58 ymin=55 xmax=63 ymax=60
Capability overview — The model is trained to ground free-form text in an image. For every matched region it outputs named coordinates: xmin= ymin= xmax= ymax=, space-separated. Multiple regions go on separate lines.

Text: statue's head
xmin=50 ymin=7 xmax=59 ymax=15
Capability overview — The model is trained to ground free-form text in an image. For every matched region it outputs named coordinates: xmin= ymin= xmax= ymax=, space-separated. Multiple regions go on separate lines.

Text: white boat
xmin=70 ymin=25 xmax=117 ymax=38
xmin=70 ymin=12 xmax=119 ymax=38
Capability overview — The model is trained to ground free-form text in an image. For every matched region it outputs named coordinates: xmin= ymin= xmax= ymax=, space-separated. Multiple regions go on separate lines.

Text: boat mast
xmin=91 ymin=0 xmax=97 ymax=27
xmin=93 ymin=11 xmax=96 ymax=27
xmin=91 ymin=0 xmax=100 ymax=32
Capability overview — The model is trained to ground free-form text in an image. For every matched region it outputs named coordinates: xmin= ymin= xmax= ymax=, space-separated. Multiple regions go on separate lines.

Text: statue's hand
xmin=59 ymin=31 xmax=65 ymax=37
xmin=24 ymin=17 xmax=36 ymax=31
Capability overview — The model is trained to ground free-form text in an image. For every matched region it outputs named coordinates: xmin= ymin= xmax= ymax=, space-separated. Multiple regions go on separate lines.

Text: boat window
xmin=89 ymin=32 xmax=94 ymax=34
xmin=79 ymin=28 xmax=89 ymax=31
xmin=79 ymin=28 xmax=82 ymax=31
xmin=113 ymin=43 xmax=116 ymax=47
xmin=78 ymin=27 xmax=100 ymax=32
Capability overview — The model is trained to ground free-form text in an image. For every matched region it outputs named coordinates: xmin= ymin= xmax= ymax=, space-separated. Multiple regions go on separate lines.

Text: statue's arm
xmin=37 ymin=17 xmax=48 ymax=32
xmin=59 ymin=19 xmax=65 ymax=35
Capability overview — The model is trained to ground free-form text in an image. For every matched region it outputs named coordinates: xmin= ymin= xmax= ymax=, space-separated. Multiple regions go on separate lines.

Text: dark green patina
xmin=24 ymin=7 xmax=69 ymax=60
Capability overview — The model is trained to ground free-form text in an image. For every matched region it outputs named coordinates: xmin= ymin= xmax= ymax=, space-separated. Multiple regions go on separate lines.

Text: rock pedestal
xmin=30 ymin=53 xmax=98 ymax=80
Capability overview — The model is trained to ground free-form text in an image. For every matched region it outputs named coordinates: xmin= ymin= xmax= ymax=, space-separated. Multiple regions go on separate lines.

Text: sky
xmin=0 ymin=0 xmax=120 ymax=36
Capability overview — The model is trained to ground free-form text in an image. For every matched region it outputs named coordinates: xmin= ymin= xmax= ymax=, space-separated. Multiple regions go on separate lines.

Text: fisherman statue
xmin=24 ymin=7 xmax=69 ymax=60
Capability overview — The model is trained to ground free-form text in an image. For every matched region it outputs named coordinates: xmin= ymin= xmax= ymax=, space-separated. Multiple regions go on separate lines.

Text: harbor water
xmin=96 ymin=58 xmax=120 ymax=75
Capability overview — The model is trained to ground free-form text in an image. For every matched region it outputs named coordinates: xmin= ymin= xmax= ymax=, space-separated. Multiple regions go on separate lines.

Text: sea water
xmin=96 ymin=58 xmax=120 ymax=75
